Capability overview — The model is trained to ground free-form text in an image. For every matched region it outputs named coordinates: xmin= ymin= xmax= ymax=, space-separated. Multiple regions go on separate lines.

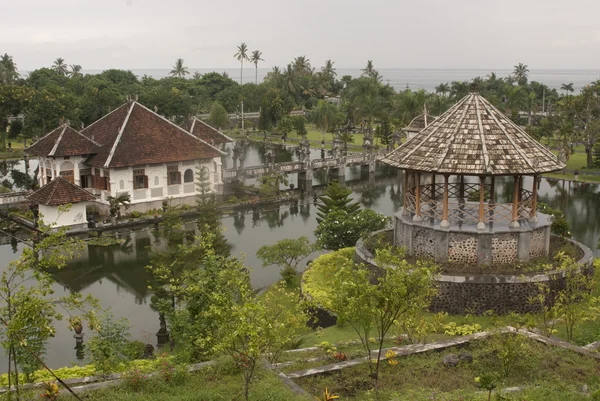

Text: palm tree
xmin=69 ymin=64 xmax=83 ymax=78
xmin=52 ymin=57 xmax=68 ymax=76
xmin=505 ymin=86 xmax=527 ymax=122
xmin=250 ymin=50 xmax=264 ymax=85
xmin=513 ymin=63 xmax=529 ymax=85
xmin=169 ymin=58 xmax=189 ymax=77
xmin=272 ymin=66 xmax=281 ymax=75
xmin=560 ymin=83 xmax=575 ymax=97
xmin=361 ymin=60 xmax=377 ymax=79
xmin=321 ymin=60 xmax=336 ymax=77
xmin=107 ymin=193 xmax=131 ymax=219
xmin=293 ymin=56 xmax=312 ymax=75
xmin=281 ymin=64 xmax=299 ymax=95
xmin=234 ymin=42 xmax=249 ymax=85
xmin=192 ymin=71 xmax=202 ymax=79
xmin=0 ymin=53 xmax=19 ymax=83
xmin=435 ymin=83 xmax=450 ymax=96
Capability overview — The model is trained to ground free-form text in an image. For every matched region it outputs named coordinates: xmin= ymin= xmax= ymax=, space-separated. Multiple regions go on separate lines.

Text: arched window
xmin=119 ymin=180 xmax=124 ymax=190
xmin=60 ymin=161 xmax=74 ymax=170
xmin=154 ymin=176 xmax=159 ymax=186
xmin=183 ymin=169 xmax=194 ymax=183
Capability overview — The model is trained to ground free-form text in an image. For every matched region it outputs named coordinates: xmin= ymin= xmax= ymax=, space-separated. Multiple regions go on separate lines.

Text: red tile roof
xmin=82 ymin=102 xmax=224 ymax=168
xmin=189 ymin=118 xmax=233 ymax=145
xmin=26 ymin=125 xmax=101 ymax=157
xmin=27 ymin=177 xmax=96 ymax=206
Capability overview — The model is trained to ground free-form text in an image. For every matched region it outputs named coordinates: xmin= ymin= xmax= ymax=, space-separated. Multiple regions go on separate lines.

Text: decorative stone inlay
xmin=412 ymin=227 xmax=435 ymax=259
xmin=448 ymin=233 xmax=478 ymax=265
xmin=395 ymin=220 xmax=404 ymax=248
xmin=529 ymin=228 xmax=546 ymax=260
xmin=491 ymin=233 xmax=518 ymax=265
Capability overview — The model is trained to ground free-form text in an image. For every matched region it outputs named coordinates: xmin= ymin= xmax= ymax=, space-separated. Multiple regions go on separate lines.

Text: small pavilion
xmin=381 ymin=92 xmax=565 ymax=265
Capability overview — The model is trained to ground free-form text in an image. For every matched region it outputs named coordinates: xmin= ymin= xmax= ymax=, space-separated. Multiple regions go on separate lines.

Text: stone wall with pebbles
xmin=412 ymin=227 xmax=436 ymax=258
xmin=448 ymin=233 xmax=479 ymax=265
xmin=491 ymin=233 xmax=518 ymax=265
xmin=529 ymin=228 xmax=547 ymax=260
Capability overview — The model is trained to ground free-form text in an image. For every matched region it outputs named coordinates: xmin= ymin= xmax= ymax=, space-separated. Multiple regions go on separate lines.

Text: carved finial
xmin=154 ymin=105 xmax=158 ymax=113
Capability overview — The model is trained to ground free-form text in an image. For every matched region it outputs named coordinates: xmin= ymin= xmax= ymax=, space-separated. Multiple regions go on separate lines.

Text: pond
xmin=0 ymin=143 xmax=598 ymax=370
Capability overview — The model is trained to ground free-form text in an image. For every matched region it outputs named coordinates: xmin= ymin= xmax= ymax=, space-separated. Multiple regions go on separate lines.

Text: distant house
xmin=26 ymin=101 xmax=226 ymax=215
xmin=403 ymin=113 xmax=438 ymax=142
xmin=27 ymin=177 xmax=95 ymax=229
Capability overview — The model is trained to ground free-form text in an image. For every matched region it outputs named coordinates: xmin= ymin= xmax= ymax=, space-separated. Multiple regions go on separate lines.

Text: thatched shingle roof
xmin=381 ymin=93 xmax=565 ymax=175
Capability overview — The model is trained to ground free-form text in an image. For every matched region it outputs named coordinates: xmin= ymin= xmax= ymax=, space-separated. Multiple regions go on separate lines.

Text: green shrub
xmin=443 ymin=322 xmax=482 ymax=336
xmin=122 ymin=368 xmax=148 ymax=392
xmin=123 ymin=340 xmax=146 ymax=361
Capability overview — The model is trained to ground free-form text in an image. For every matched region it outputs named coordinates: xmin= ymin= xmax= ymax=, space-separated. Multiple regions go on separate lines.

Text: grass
xmin=296 ymin=335 xmax=600 ymax=400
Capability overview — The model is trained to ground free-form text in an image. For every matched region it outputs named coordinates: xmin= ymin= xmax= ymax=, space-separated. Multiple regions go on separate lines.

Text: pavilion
xmin=381 ymin=92 xmax=565 ymax=265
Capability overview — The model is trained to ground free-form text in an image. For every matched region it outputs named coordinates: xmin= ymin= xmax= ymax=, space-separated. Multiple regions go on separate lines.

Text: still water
xmin=0 ymin=143 xmax=599 ymax=370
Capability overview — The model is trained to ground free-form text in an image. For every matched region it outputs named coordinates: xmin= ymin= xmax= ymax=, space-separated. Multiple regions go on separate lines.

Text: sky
xmin=2 ymin=0 xmax=600 ymax=71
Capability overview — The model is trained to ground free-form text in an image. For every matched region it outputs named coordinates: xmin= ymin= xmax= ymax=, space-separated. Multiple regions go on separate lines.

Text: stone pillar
xmin=517 ymin=230 xmax=531 ymax=262
xmin=440 ymin=174 xmax=450 ymax=228
xmin=434 ymin=229 xmax=450 ymax=263
xmin=477 ymin=233 xmax=493 ymax=266
xmin=413 ymin=172 xmax=422 ymax=222
xmin=298 ymin=168 xmax=313 ymax=191
xmin=510 ymin=175 xmax=521 ymax=228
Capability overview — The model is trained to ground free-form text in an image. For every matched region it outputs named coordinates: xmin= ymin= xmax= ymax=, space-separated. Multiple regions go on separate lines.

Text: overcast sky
xmin=2 ymin=0 xmax=600 ymax=71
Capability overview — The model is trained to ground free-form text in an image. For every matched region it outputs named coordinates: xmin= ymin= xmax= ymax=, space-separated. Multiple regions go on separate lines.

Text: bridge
xmin=0 ymin=191 xmax=29 ymax=206
xmin=223 ymin=151 xmax=385 ymax=190
xmin=197 ymin=110 xmax=306 ymax=121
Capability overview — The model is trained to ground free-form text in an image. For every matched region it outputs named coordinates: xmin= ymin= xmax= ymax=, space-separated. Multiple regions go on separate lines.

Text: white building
xmin=26 ymin=101 xmax=226 ymax=215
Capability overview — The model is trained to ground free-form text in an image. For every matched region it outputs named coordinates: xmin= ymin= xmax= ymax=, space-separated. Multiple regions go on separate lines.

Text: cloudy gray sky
xmin=2 ymin=0 xmax=600 ymax=71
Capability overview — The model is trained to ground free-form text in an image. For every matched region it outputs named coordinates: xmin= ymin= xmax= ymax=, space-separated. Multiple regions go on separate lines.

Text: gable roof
xmin=27 ymin=177 xmax=96 ymax=206
xmin=381 ymin=92 xmax=565 ymax=176
xmin=26 ymin=125 xmax=101 ymax=157
xmin=82 ymin=101 xmax=225 ymax=168
xmin=189 ymin=118 xmax=233 ymax=145
xmin=404 ymin=114 xmax=438 ymax=132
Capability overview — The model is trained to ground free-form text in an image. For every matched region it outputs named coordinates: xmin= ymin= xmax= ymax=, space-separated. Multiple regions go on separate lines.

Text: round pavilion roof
xmin=381 ymin=93 xmax=565 ymax=176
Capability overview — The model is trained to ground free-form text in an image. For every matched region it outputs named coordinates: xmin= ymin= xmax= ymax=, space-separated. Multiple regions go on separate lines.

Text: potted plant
xmin=69 ymin=316 xmax=83 ymax=335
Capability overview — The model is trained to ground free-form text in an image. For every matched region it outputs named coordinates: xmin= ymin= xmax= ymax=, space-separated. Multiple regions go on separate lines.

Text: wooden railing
xmin=405 ymin=184 xmax=534 ymax=225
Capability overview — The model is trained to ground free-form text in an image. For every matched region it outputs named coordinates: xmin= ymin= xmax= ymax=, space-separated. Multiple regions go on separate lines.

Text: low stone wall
xmin=355 ymin=230 xmax=595 ymax=315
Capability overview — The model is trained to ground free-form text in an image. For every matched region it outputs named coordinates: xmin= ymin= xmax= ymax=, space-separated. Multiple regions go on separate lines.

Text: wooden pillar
xmin=459 ymin=175 xmax=465 ymax=200
xmin=477 ymin=176 xmax=485 ymax=230
xmin=530 ymin=175 xmax=538 ymax=223
xmin=509 ymin=175 xmax=520 ymax=228
xmin=489 ymin=176 xmax=495 ymax=204
xmin=413 ymin=172 xmax=422 ymax=222
xmin=431 ymin=174 xmax=436 ymax=199
xmin=402 ymin=170 xmax=409 ymax=216
xmin=440 ymin=175 xmax=450 ymax=228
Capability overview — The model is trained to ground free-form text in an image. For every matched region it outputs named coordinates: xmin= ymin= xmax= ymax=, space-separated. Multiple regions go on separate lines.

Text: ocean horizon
xmin=19 ymin=68 xmax=600 ymax=93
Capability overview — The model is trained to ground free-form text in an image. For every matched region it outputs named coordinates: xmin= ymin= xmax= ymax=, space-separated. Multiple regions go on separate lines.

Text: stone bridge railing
xmin=0 ymin=191 xmax=29 ymax=205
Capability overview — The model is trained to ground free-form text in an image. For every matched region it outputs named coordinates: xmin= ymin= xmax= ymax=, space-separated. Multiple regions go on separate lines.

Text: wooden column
xmin=530 ymin=175 xmax=538 ymax=223
xmin=477 ymin=175 xmax=485 ymax=230
xmin=431 ymin=174 xmax=436 ymax=199
xmin=440 ymin=174 xmax=450 ymax=228
xmin=489 ymin=176 xmax=495 ymax=204
xmin=402 ymin=170 xmax=409 ymax=216
xmin=459 ymin=175 xmax=465 ymax=200
xmin=509 ymin=175 xmax=520 ymax=228
xmin=413 ymin=172 xmax=422 ymax=222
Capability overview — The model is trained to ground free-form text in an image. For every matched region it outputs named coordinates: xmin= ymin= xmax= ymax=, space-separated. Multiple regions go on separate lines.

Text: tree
xmin=69 ymin=65 xmax=83 ymax=78
xmin=339 ymin=132 xmax=354 ymax=150
xmin=234 ymin=42 xmax=249 ymax=85
xmin=315 ymin=208 xmax=389 ymax=250
xmin=513 ymin=62 xmax=529 ymax=85
xmin=257 ymin=236 xmax=316 ymax=282
xmin=169 ymin=58 xmax=189 ymax=77
xmin=250 ymin=50 xmax=264 ymax=85
xmin=196 ymin=165 xmax=230 ymax=256
xmin=378 ymin=118 xmax=393 ymax=150
xmin=306 ymin=247 xmax=439 ymax=391
xmin=435 ymin=83 xmax=450 ymax=96
xmin=312 ymin=100 xmax=337 ymax=141
xmin=258 ymin=98 xmax=272 ymax=133
xmin=0 ymin=221 xmax=99 ymax=398
xmin=361 ymin=60 xmax=377 ymax=79
xmin=281 ymin=64 xmax=299 ymax=95
xmin=209 ymin=102 xmax=229 ymax=130
xmin=0 ymin=53 xmax=19 ymax=84
xmin=52 ymin=57 xmax=68 ymax=76
xmin=316 ymin=181 xmax=361 ymax=223
xmin=107 ymin=193 xmax=130 ymax=218
xmin=560 ymin=83 xmax=574 ymax=97
xmin=293 ymin=56 xmax=312 ymax=75
xmin=292 ymin=115 xmax=307 ymax=137
xmin=321 ymin=59 xmax=336 ymax=78
xmin=278 ymin=115 xmax=293 ymax=140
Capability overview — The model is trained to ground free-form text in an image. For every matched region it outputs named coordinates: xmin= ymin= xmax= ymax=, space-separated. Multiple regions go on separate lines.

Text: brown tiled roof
xmin=82 ymin=102 xmax=224 ymax=168
xmin=27 ymin=177 xmax=96 ymax=206
xmin=189 ymin=118 xmax=233 ymax=145
xmin=381 ymin=93 xmax=565 ymax=176
xmin=26 ymin=125 xmax=101 ymax=157
xmin=404 ymin=114 xmax=437 ymax=132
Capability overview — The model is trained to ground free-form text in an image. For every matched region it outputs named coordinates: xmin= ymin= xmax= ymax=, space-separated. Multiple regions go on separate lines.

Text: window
xmin=133 ymin=169 xmax=148 ymax=189
xmin=154 ymin=176 xmax=159 ymax=186
xmin=119 ymin=180 xmax=124 ymax=190
xmin=183 ymin=169 xmax=194 ymax=183
xmin=60 ymin=170 xmax=74 ymax=184
xmin=167 ymin=165 xmax=181 ymax=185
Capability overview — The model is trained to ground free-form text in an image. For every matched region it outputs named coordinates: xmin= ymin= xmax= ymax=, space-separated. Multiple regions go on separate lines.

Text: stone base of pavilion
xmin=395 ymin=208 xmax=553 ymax=266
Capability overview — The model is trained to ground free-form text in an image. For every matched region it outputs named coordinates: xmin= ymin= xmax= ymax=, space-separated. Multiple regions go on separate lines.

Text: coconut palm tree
xmin=293 ymin=56 xmax=312 ymax=75
xmin=361 ymin=60 xmax=377 ymax=79
xmin=234 ymin=42 xmax=249 ymax=85
xmin=0 ymin=53 xmax=19 ymax=83
xmin=192 ymin=71 xmax=202 ymax=80
xmin=321 ymin=60 xmax=336 ymax=77
xmin=513 ymin=63 xmax=529 ymax=85
xmin=272 ymin=66 xmax=281 ymax=75
xmin=169 ymin=58 xmax=189 ymax=77
xmin=250 ymin=50 xmax=264 ymax=85
xmin=560 ymin=83 xmax=575 ymax=97
xmin=435 ymin=83 xmax=450 ymax=96
xmin=281 ymin=64 xmax=299 ymax=95
xmin=69 ymin=64 xmax=83 ymax=78
xmin=53 ymin=57 xmax=69 ymax=76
